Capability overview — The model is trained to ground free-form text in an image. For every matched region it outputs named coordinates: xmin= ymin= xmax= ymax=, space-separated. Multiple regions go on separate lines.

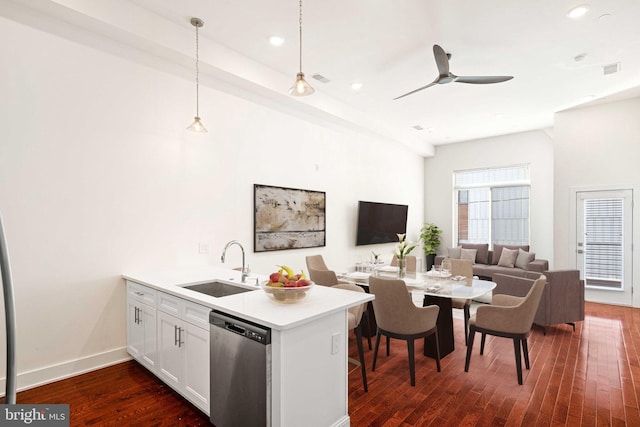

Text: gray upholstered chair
xmin=369 ymin=276 xmax=441 ymax=386
xmin=492 ymin=270 xmax=585 ymax=334
xmin=308 ymin=268 xmax=340 ymax=286
xmin=447 ymin=258 xmax=474 ymax=345
xmin=333 ymin=283 xmax=368 ymax=392
xmin=465 ymin=275 xmax=546 ymax=384
xmin=305 ymin=254 xmax=329 ymax=271
xmin=390 ymin=255 xmax=417 ymax=272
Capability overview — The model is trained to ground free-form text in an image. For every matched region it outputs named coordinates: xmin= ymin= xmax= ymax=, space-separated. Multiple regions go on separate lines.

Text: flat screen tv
xmin=356 ymin=201 xmax=408 ymax=246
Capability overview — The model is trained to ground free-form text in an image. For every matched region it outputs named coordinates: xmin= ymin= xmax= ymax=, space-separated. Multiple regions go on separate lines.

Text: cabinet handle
xmin=174 ymin=325 xmax=179 ymax=346
xmin=177 ymin=327 xmax=184 ymax=347
xmin=135 ymin=291 xmax=144 ymax=296
xmin=134 ymin=306 xmax=139 ymax=324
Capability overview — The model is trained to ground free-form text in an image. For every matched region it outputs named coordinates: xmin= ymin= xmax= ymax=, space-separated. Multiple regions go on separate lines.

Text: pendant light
xmin=288 ymin=0 xmax=314 ymax=96
xmin=187 ymin=17 xmax=207 ymax=133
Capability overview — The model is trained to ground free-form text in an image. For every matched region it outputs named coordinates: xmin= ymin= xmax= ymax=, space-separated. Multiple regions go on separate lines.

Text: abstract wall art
xmin=254 ymin=184 xmax=326 ymax=252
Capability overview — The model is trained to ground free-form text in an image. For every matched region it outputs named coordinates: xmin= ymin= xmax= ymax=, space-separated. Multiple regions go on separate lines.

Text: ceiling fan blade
xmin=433 ymin=44 xmax=449 ymax=76
xmin=393 ymin=80 xmax=438 ymax=100
xmin=455 ymin=75 xmax=514 ymax=84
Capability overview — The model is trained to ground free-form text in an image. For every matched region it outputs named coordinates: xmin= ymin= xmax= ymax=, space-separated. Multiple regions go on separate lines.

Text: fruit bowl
xmin=261 ymin=281 xmax=314 ymax=303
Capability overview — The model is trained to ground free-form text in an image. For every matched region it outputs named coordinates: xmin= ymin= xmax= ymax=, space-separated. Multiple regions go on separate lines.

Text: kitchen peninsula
xmin=123 ymin=266 xmax=372 ymax=427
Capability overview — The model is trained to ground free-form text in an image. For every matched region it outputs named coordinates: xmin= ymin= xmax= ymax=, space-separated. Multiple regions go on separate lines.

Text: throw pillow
xmin=515 ymin=249 xmax=536 ymax=270
xmin=460 ymin=248 xmax=477 ymax=264
xmin=497 ymin=247 xmax=518 ymax=268
xmin=491 ymin=244 xmax=531 ymax=265
xmin=447 ymin=246 xmax=462 ymax=259
xmin=461 ymin=243 xmax=489 ymax=265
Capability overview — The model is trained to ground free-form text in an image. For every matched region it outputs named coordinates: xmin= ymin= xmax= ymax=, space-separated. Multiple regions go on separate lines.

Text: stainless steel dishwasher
xmin=210 ymin=310 xmax=271 ymax=427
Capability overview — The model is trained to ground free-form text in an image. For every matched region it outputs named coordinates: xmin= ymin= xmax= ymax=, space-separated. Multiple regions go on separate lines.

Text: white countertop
xmin=123 ymin=266 xmax=373 ymax=330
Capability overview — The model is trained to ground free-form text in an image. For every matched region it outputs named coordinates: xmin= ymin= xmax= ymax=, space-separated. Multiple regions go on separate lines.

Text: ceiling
xmin=11 ymin=0 xmax=640 ymax=156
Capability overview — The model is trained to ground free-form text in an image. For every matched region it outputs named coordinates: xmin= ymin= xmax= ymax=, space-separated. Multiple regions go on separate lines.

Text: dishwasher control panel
xmin=210 ymin=310 xmax=271 ymax=345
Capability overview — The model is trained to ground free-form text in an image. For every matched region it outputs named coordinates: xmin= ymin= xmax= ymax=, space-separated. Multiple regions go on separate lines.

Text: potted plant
xmin=420 ymin=222 xmax=442 ymax=271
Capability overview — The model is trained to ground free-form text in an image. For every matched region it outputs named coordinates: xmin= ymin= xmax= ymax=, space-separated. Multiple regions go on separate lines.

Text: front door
xmin=576 ymin=189 xmax=633 ymax=305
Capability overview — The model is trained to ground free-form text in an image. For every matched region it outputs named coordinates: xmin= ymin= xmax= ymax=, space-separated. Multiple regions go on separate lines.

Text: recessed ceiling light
xmin=494 ymin=113 xmax=505 ymax=119
xmin=581 ymin=94 xmax=596 ymax=102
xmin=268 ymin=36 xmax=285 ymax=46
xmin=350 ymin=82 xmax=363 ymax=91
xmin=567 ymin=4 xmax=590 ymax=19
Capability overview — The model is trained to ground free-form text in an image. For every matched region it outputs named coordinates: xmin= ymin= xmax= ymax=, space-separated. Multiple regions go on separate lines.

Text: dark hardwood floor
xmin=3 ymin=301 xmax=640 ymax=426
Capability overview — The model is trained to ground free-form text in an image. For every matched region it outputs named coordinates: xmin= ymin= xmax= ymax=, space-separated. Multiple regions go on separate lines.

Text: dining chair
xmin=369 ymin=276 xmax=441 ymax=386
xmin=447 ymin=258 xmax=474 ymax=345
xmin=464 ymin=275 xmax=546 ymax=385
xmin=309 ymin=267 xmax=373 ymax=350
xmin=305 ymin=255 xmax=329 ymax=271
xmin=308 ymin=268 xmax=340 ymax=286
xmin=333 ymin=283 xmax=369 ymax=392
xmin=390 ymin=255 xmax=417 ymax=272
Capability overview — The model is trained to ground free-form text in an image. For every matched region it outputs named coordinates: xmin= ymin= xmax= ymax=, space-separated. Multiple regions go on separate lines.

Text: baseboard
xmin=0 ymin=347 xmax=132 ymax=396
xmin=331 ymin=415 xmax=350 ymax=427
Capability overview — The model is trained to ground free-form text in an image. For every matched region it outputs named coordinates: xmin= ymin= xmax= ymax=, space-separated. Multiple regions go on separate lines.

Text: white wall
xmin=0 ymin=15 xmax=424 ymax=389
xmin=554 ymin=97 xmax=640 ymax=306
xmin=423 ymin=130 xmax=554 ymax=263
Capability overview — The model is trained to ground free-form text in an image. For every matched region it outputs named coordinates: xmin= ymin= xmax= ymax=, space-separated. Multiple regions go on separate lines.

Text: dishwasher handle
xmin=225 ymin=323 xmax=246 ymax=335
xmin=210 ymin=310 xmax=271 ymax=345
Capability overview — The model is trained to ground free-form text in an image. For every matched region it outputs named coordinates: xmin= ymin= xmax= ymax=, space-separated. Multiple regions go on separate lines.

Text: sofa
xmin=435 ymin=243 xmax=549 ymax=279
xmin=492 ymin=270 xmax=585 ymax=333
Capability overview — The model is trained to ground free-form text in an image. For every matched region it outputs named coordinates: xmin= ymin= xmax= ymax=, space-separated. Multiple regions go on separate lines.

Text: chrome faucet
xmin=221 ymin=240 xmax=247 ymax=283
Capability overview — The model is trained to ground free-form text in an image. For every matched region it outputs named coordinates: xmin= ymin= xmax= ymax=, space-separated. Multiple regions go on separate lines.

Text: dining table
xmin=339 ymin=267 xmax=496 ymax=358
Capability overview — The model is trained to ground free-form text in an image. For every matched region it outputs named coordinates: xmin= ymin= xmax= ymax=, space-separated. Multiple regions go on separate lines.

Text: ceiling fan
xmin=394 ymin=44 xmax=513 ymax=100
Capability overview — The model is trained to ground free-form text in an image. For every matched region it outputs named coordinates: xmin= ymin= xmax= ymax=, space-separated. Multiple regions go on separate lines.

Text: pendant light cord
xmin=195 ymin=23 xmax=200 ymax=117
xmin=298 ymin=0 xmax=303 ymax=73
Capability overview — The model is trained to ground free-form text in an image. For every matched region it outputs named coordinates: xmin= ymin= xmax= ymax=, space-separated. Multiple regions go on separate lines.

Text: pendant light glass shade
xmin=289 ymin=0 xmax=314 ymax=96
xmin=289 ymin=72 xmax=315 ymax=96
xmin=187 ymin=116 xmax=207 ymax=133
xmin=187 ymin=18 xmax=207 ymax=133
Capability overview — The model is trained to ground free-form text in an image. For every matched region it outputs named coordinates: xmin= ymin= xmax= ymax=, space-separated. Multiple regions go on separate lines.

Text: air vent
xmin=312 ymin=74 xmax=330 ymax=83
xmin=412 ymin=125 xmax=424 ymax=131
xmin=603 ymin=62 xmax=620 ymax=75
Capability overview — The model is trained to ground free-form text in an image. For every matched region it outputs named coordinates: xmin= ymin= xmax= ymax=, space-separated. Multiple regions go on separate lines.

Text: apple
xmin=296 ymin=279 xmax=311 ymax=287
xmin=285 ymin=280 xmax=297 ymax=288
xmin=269 ymin=272 xmax=282 ymax=282
xmin=278 ymin=275 xmax=288 ymax=283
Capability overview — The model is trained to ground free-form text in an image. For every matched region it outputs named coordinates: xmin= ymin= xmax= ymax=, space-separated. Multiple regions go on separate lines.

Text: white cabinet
xmin=126 ymin=282 xmax=157 ymax=372
xmin=156 ymin=292 xmax=210 ymax=414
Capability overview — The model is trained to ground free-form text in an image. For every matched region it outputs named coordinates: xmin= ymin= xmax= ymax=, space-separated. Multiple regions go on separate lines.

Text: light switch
xmin=198 ymin=243 xmax=209 ymax=254
xmin=331 ymin=332 xmax=341 ymax=354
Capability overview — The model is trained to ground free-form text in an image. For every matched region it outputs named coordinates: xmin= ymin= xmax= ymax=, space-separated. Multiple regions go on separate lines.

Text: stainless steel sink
xmin=183 ymin=281 xmax=253 ymax=298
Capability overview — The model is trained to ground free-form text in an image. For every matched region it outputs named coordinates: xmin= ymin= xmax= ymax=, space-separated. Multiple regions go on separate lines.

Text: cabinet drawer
xmin=158 ymin=292 xmax=180 ymax=316
xmin=127 ymin=281 xmax=156 ymax=306
xmin=182 ymin=300 xmax=211 ymax=329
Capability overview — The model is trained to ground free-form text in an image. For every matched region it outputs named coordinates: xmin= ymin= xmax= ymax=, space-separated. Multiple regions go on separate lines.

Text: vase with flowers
xmin=394 ymin=233 xmax=417 ymax=278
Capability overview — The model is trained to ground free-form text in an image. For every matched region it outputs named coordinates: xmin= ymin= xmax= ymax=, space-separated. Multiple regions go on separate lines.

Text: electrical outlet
xmin=198 ymin=243 xmax=209 ymax=254
xmin=331 ymin=332 xmax=341 ymax=355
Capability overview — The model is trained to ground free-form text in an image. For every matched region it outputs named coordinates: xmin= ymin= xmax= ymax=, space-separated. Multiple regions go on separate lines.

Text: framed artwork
xmin=254 ymin=184 xmax=326 ymax=252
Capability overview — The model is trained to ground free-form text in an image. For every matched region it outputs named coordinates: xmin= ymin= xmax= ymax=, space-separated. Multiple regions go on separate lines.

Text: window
xmin=454 ymin=165 xmax=530 ymax=247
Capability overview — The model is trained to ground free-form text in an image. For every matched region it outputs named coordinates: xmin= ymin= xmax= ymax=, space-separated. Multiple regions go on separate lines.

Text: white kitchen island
xmin=123 ymin=266 xmax=373 ymax=427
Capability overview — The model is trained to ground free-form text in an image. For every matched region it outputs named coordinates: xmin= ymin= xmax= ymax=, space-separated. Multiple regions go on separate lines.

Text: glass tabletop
xmin=339 ymin=270 xmax=495 ymax=299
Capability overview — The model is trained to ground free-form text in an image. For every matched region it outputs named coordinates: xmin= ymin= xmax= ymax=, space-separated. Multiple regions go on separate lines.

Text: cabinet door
xmin=182 ymin=322 xmax=210 ymax=414
xmin=140 ymin=303 xmax=157 ymax=371
xmin=157 ymin=310 xmax=182 ymax=390
xmin=126 ymin=299 xmax=143 ymax=360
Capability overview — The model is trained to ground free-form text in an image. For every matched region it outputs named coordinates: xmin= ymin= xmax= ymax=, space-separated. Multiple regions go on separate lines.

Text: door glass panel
xmin=583 ymin=198 xmax=624 ymax=290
